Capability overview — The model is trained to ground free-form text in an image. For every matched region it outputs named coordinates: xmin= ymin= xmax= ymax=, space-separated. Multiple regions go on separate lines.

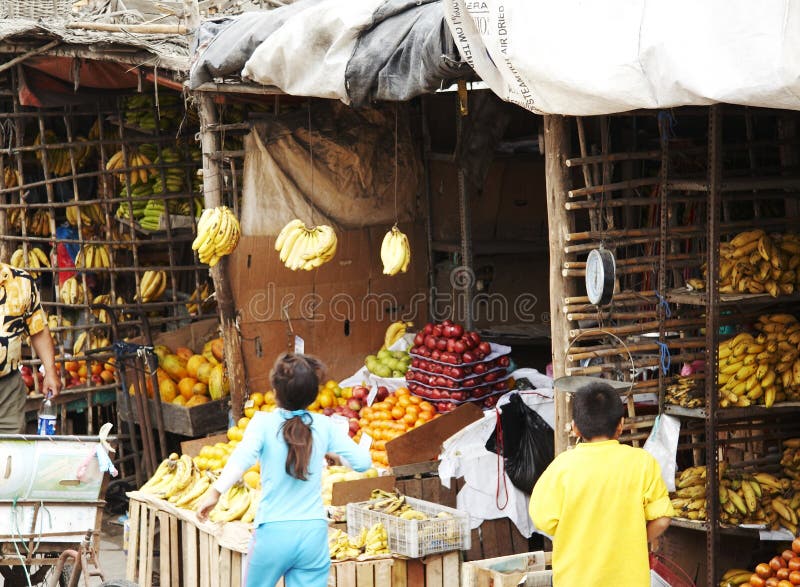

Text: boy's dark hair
xmin=572 ymin=382 xmax=624 ymax=440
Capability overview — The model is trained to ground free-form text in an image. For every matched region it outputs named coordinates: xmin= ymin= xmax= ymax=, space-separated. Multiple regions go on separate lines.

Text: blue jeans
xmin=245 ymin=519 xmax=330 ymax=587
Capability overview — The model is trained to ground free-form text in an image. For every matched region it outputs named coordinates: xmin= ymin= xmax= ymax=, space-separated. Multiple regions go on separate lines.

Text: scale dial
xmin=585 ymin=248 xmax=616 ymax=306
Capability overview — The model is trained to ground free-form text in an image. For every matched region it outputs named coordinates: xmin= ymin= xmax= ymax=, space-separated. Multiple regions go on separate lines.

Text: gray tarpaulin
xmin=189 ymin=0 xmax=468 ymax=106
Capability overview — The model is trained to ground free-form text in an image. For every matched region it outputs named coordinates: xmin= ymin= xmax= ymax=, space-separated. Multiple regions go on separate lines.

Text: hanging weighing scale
xmin=585 ymin=248 xmax=616 ymax=306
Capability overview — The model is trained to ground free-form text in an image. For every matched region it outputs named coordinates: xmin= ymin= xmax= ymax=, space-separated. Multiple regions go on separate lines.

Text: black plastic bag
xmin=485 ymin=393 xmax=555 ymax=494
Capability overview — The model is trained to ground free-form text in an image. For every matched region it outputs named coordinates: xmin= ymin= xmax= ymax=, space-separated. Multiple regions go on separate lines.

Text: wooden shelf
xmin=664 ymin=402 xmax=800 ymax=420
xmin=669 ymin=517 xmax=764 ymax=537
xmin=666 ymin=287 xmax=800 ymax=307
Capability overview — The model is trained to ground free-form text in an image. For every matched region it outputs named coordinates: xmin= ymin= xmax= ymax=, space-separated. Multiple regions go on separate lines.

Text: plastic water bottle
xmin=37 ymin=394 xmax=56 ymax=436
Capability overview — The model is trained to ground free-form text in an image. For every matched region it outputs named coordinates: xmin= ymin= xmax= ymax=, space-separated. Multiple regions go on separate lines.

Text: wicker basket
xmin=0 ymin=0 xmax=73 ymax=19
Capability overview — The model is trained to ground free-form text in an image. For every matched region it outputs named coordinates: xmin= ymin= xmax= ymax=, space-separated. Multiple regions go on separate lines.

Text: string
xmin=656 ymin=341 xmax=671 ymax=375
xmin=308 ymin=100 xmax=315 ymax=226
xmin=655 ymin=291 xmax=672 ymax=319
xmin=393 ymin=104 xmax=398 ymax=225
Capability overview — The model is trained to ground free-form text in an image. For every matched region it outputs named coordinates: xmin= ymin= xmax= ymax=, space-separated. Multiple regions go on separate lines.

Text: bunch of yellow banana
xmin=91 ymin=294 xmax=124 ymax=324
xmin=72 ymin=331 xmax=111 ymax=356
xmin=106 ymin=148 xmax=156 ymax=186
xmin=192 ymin=206 xmax=241 ymax=267
xmin=66 ymin=203 xmax=104 ymax=227
xmin=329 ymin=528 xmax=365 ymax=560
xmin=364 ymin=489 xmax=429 ymax=520
xmin=186 ymin=282 xmax=213 ymax=316
xmin=172 ymin=470 xmax=215 ymax=510
xmin=59 ymin=277 xmax=84 ymax=305
xmin=779 ymin=438 xmax=800 ymax=483
xmin=719 ymin=568 xmax=757 ymax=587
xmin=274 ymin=219 xmax=337 ymax=271
xmin=75 ymin=244 xmax=112 ymax=270
xmin=384 ymin=321 xmax=413 ymax=350
xmin=709 ymin=230 xmax=800 ymax=297
xmin=140 ymin=454 xmax=196 ymax=499
xmin=208 ymin=482 xmax=257 ymax=523
xmin=364 ymin=523 xmax=390 ymax=556
xmin=2 ymin=166 xmax=21 ymax=188
xmin=8 ymin=209 xmax=25 ymax=231
xmin=380 ymin=225 xmax=411 ymax=276
xmin=137 ymin=270 xmax=168 ymax=303
xmin=9 ymin=247 xmax=50 ymax=279
xmin=46 ymin=315 xmax=71 ymax=344
xmin=25 ymin=209 xmax=52 ymax=236
xmin=665 ymin=375 xmax=704 ymax=408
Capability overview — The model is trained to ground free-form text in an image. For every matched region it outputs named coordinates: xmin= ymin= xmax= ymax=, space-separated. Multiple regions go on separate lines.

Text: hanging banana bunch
xmin=66 ymin=203 xmax=105 ymax=227
xmin=380 ymin=225 xmax=411 ymax=276
xmin=186 ymin=282 xmax=214 ymax=316
xmin=27 ymin=210 xmax=52 ymax=237
xmin=192 ymin=206 xmax=241 ymax=267
xmin=9 ymin=247 xmax=50 ymax=279
xmin=106 ymin=147 xmax=156 ymax=186
xmin=2 ymin=167 xmax=21 ymax=188
xmin=73 ymin=330 xmax=112 ymax=356
xmin=91 ymin=294 xmax=125 ymax=324
xmin=59 ymin=277 xmax=85 ymax=305
xmin=274 ymin=219 xmax=337 ymax=271
xmin=137 ymin=270 xmax=168 ymax=303
xmin=75 ymin=244 xmax=112 ymax=270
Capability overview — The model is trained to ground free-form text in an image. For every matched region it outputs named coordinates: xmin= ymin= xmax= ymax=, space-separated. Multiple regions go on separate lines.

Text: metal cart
xmin=0 ymin=434 xmax=123 ymax=586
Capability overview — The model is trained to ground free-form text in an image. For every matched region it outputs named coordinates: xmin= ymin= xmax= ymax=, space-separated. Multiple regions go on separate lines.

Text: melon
xmin=209 ymin=363 xmax=230 ymax=400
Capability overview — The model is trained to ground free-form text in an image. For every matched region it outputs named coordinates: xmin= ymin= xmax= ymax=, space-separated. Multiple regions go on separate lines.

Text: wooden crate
xmin=462 ymin=551 xmax=552 ymax=587
xmin=329 ymin=553 xmax=460 ymax=587
xmin=117 ymin=387 xmax=230 ymax=437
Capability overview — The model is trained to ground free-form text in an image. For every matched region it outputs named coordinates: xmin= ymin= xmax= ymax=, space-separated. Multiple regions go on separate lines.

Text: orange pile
xmin=353 ymin=388 xmax=438 ymax=467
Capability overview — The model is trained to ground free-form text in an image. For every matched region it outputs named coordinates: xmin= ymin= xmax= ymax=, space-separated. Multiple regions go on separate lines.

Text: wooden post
xmin=544 ymin=115 xmax=576 ymax=454
xmin=198 ymin=93 xmax=247 ymax=419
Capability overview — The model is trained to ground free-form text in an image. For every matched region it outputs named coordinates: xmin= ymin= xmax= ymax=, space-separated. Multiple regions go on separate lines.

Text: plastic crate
xmin=346 ymin=496 xmax=470 ymax=558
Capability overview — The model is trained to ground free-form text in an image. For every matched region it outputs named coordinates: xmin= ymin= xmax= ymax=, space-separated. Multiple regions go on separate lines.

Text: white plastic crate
xmin=346 ymin=496 xmax=470 ymax=558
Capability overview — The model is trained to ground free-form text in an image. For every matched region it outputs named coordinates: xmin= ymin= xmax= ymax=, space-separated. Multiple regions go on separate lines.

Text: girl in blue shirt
xmin=197 ymin=353 xmax=372 ymax=586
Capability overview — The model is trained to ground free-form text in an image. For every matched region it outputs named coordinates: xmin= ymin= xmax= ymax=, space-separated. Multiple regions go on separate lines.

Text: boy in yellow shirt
xmin=529 ymin=382 xmax=674 ymax=586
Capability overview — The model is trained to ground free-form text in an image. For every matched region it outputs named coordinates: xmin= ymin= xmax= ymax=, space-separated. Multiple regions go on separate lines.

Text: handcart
xmin=0 ymin=433 xmax=126 ymax=586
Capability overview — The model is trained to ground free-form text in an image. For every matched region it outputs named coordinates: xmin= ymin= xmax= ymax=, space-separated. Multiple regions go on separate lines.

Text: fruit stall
xmin=543 ymin=105 xmax=800 ymax=585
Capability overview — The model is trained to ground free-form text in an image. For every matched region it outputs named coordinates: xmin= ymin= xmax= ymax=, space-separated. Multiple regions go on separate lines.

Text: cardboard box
xmin=461 ymin=551 xmax=552 ymax=587
xmin=330 ymin=475 xmax=396 ymax=506
xmin=385 ymin=402 xmax=483 ymax=467
xmin=180 ymin=433 xmax=229 ymax=457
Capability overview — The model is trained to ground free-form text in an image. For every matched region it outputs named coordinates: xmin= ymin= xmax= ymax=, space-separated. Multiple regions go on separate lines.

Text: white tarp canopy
xmin=444 ymin=0 xmax=800 ymax=115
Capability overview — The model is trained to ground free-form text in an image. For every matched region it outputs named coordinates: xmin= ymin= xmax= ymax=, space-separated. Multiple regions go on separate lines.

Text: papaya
xmin=172 ymin=395 xmax=187 ymax=406
xmin=175 ymin=347 xmax=194 ymax=362
xmin=209 ymin=363 xmax=230 ymax=400
xmin=202 ymin=340 xmax=220 ymax=365
xmin=153 ymin=345 xmax=171 ymax=365
xmin=186 ymin=395 xmax=209 ymax=408
xmin=178 ymin=377 xmax=197 ymax=401
xmin=196 ymin=362 xmax=213 ymax=384
xmin=210 ymin=338 xmax=224 ymax=362
xmin=161 ymin=354 xmax=188 ymax=381
xmin=159 ymin=378 xmax=178 ymax=403
xmin=186 ymin=354 xmax=207 ymax=378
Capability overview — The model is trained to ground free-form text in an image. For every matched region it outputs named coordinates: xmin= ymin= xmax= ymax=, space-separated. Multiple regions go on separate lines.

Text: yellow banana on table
xmin=193 ymin=206 xmax=242 ymax=267
xmin=380 ymin=225 xmax=411 ymax=276
xmin=273 ymin=218 xmax=337 ymax=271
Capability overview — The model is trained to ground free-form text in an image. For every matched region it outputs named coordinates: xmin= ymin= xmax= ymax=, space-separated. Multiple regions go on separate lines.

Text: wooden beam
xmin=543 ymin=114 xmax=576 ymax=455
xmin=198 ymin=93 xmax=247 ymax=419
xmin=0 ymin=40 xmax=60 ymax=74
xmin=66 ymin=22 xmax=189 ymax=34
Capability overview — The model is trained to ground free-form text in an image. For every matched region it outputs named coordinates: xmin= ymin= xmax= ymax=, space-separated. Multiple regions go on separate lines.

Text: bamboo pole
xmin=198 ymin=94 xmax=246 ymax=420
xmin=544 ymin=115 xmax=575 ymax=455
xmin=66 ymin=22 xmax=189 ymax=34
xmin=0 ymin=40 xmax=60 ymax=74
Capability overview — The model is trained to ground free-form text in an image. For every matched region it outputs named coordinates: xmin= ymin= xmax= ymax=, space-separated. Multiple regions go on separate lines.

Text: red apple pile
xmin=322 ymin=385 xmax=390 ymax=438
xmin=407 ymin=320 xmax=512 ymax=412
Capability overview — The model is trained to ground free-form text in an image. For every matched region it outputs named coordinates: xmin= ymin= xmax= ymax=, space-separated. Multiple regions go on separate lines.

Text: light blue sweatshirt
xmin=213 ymin=409 xmax=372 ymax=525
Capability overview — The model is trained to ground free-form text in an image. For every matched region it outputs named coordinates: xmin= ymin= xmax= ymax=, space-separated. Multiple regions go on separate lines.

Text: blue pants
xmin=245 ymin=519 xmax=330 ymax=587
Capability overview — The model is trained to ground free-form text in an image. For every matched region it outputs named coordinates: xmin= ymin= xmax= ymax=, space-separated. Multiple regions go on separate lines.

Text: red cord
xmin=650 ymin=553 xmax=695 ymax=587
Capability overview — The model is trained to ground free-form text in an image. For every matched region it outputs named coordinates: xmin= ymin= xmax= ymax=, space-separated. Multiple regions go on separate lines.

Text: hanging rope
xmin=393 ymin=104 xmax=399 ymax=225
xmin=308 ymin=100 xmax=316 ymax=226
xmin=655 ymin=291 xmax=672 ymax=319
xmin=656 ymin=341 xmax=672 ymax=375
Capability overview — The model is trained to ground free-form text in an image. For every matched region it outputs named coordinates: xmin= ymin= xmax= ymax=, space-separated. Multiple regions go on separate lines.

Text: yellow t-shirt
xmin=0 ymin=264 xmax=46 ymax=376
xmin=529 ymin=439 xmax=674 ymax=587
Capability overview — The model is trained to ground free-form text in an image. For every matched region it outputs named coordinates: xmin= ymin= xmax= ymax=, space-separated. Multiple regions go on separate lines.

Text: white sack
xmin=444 ymin=0 xmax=800 ymax=115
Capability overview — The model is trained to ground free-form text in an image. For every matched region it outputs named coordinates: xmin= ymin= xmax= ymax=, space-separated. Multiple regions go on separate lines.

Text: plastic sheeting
xmin=444 ymin=0 xmax=800 ymax=115
xmin=190 ymin=0 xmax=468 ymax=106
xmin=240 ymin=102 xmax=419 ymax=236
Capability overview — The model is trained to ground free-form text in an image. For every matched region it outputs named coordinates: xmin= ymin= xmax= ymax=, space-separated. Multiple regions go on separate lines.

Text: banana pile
xmin=329 ymin=523 xmax=390 ymax=560
xmin=364 ymin=489 xmax=435 ymax=521
xmin=380 ymin=225 xmax=411 ymax=276
xmin=46 ymin=315 xmax=72 ymax=344
xmin=138 ymin=199 xmax=167 ymax=232
xmin=719 ymin=568 xmax=757 ymax=587
xmin=671 ymin=465 xmax=800 ymax=532
xmin=66 ymin=204 xmax=105 ymax=227
xmin=34 ymin=131 xmax=92 ymax=176
xmin=185 ymin=282 xmax=214 ymax=316
xmin=3 ymin=166 xmax=21 ymax=188
xmin=665 ymin=375 xmax=704 ymax=408
xmin=137 ymin=270 xmax=168 ymax=303
xmin=209 ymin=482 xmax=260 ymax=524
xmin=116 ymin=183 xmax=153 ymax=222
xmin=9 ymin=247 xmax=49 ymax=279
xmin=22 ymin=210 xmax=52 ymax=236
xmin=274 ymin=219 xmax=337 ymax=271
xmin=698 ymin=230 xmax=800 ymax=297
xmin=193 ymin=206 xmax=241 ymax=267
xmin=59 ymin=277 xmax=85 ymax=305
xmin=75 ymin=244 xmax=112 ymax=270
xmin=106 ymin=148 xmax=156 ymax=186
xmin=781 ymin=438 xmax=800 ymax=482
xmin=384 ymin=321 xmax=412 ymax=350
xmin=124 ymin=93 xmax=181 ymax=132
xmin=73 ymin=331 xmax=111 ymax=356
xmin=152 ymin=147 xmax=185 ymax=193
xmin=718 ymin=314 xmax=800 ymax=408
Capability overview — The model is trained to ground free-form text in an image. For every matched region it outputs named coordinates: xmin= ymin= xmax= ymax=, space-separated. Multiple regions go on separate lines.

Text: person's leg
xmin=245 ymin=523 xmax=292 ymax=587
xmin=0 ymin=374 xmax=26 ymax=433
xmin=283 ymin=520 xmax=330 ymax=587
